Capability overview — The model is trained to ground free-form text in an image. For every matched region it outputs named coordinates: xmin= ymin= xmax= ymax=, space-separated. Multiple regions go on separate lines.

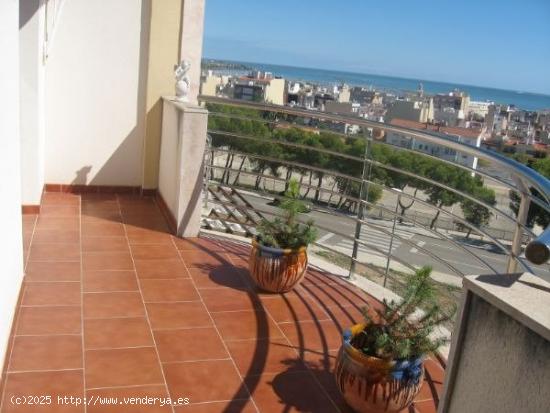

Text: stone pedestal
xmin=439 ymin=273 xmax=550 ymax=413
xmin=159 ymin=97 xmax=207 ymax=237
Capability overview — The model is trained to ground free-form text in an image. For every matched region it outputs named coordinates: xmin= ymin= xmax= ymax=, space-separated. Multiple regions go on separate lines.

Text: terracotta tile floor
xmin=1 ymin=192 xmax=445 ymax=413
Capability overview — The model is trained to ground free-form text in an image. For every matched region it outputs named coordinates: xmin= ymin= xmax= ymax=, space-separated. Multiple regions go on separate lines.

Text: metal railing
xmin=198 ymin=96 xmax=550 ymax=286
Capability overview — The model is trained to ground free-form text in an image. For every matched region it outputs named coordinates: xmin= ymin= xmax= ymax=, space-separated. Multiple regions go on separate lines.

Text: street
xmin=235 ymin=193 xmax=550 ymax=283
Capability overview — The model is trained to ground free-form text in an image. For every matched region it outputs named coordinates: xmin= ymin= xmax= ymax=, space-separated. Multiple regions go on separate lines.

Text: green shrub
xmin=257 ymin=180 xmax=317 ymax=249
xmin=352 ymin=266 xmax=455 ymax=360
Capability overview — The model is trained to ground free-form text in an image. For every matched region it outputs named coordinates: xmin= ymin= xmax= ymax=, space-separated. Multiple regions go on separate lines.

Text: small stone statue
xmin=174 ymin=60 xmax=191 ymax=102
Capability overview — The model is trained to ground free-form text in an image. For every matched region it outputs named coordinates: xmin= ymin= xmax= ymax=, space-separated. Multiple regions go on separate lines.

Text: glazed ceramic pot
xmin=334 ymin=324 xmax=424 ymax=413
xmin=249 ymin=239 xmax=308 ymax=293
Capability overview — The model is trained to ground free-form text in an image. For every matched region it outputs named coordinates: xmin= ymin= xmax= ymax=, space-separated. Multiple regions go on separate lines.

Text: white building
xmin=386 ymin=118 xmax=483 ymax=170
xmin=468 ymin=100 xmax=493 ymax=118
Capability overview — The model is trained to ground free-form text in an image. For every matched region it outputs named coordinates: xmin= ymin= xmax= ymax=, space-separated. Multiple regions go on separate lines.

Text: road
xmin=235 ymin=193 xmax=550 ymax=283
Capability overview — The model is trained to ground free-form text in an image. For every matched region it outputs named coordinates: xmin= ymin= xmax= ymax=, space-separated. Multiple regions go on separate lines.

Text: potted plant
xmin=249 ymin=179 xmax=317 ymax=293
xmin=334 ymin=266 xmax=454 ymax=413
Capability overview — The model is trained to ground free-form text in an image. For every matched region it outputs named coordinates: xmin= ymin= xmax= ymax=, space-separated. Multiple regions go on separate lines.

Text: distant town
xmin=201 ymin=60 xmax=550 ymax=165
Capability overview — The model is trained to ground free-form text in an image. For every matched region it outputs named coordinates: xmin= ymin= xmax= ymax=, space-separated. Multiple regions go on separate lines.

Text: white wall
xmin=20 ymin=0 xmax=45 ymax=204
xmin=44 ymin=0 xmax=148 ymax=186
xmin=0 ymin=0 xmax=24 ymax=372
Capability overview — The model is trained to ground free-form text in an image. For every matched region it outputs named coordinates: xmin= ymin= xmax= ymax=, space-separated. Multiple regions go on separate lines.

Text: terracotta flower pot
xmin=248 ymin=239 xmax=308 ymax=293
xmin=335 ymin=324 xmax=424 ymax=413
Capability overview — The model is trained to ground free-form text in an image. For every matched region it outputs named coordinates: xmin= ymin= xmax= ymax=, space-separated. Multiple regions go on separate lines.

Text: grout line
xmin=161 ymin=358 xmax=232 ymax=365
xmin=85 ymin=382 xmax=166 ymax=391
xmin=176 ymin=398 xmax=252 ymax=407
xmin=77 ymin=194 xmax=88 ymax=413
xmin=148 ymin=325 xmax=215 ymax=332
xmin=117 ymin=195 xmax=177 ymax=413
xmin=224 ymin=250 xmax=343 ymax=413
xmin=172 ymin=237 xmax=261 ymax=413
xmin=7 ymin=368 xmax=84 ymax=374
xmin=20 ymin=304 xmax=83 ymax=308
xmin=24 ymin=280 xmax=81 ymax=283
xmin=14 ymin=333 xmax=81 ymax=338
xmin=86 ymin=345 xmax=156 ymax=352
xmin=83 ymin=290 xmax=141 ymax=294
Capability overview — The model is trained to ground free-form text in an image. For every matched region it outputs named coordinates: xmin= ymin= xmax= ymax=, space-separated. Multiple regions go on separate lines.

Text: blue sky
xmin=203 ymin=0 xmax=550 ymax=95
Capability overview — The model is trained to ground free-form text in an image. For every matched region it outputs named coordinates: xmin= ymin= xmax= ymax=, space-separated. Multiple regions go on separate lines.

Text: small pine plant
xmin=257 ymin=179 xmax=317 ymax=249
xmin=351 ymin=266 xmax=455 ymax=360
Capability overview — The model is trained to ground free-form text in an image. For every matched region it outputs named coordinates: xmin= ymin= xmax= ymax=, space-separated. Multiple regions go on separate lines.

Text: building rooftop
xmin=390 ymin=118 xmax=482 ymax=139
xmin=2 ymin=192 xmax=444 ymax=412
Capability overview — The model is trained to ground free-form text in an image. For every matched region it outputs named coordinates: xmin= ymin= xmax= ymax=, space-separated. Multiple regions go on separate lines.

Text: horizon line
xmin=202 ymin=57 xmax=550 ymax=100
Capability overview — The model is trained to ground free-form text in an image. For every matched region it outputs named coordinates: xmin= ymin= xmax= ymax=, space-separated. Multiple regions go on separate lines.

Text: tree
xmin=509 ymin=157 xmax=550 ymax=229
xmin=422 ymin=163 xmax=476 ymax=229
xmin=459 ymin=186 xmax=496 ymax=238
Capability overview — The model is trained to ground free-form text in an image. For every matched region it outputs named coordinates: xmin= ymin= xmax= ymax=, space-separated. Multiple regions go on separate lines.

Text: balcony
xmin=2 ymin=1 xmax=550 ymax=412
xmin=5 ymin=192 xmax=443 ymax=412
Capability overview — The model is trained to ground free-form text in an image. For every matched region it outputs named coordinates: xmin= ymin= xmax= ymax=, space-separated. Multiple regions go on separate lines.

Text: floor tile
xmin=84 ymin=317 xmax=153 ymax=349
xmin=178 ymin=251 xmax=230 ymax=269
xmin=2 ymin=370 xmax=84 ymax=412
xmin=226 ymin=338 xmax=306 ymax=376
xmin=86 ymin=385 xmax=171 ymax=412
xmin=83 ymin=252 xmax=133 ymax=271
xmin=126 ymin=227 xmax=173 ymax=245
xmin=172 ymin=237 xmax=226 ymax=252
xmin=146 ymin=302 xmax=212 ymax=330
xmin=85 ymin=347 xmax=163 ymax=389
xmin=35 ymin=217 xmax=79 ymax=231
xmin=211 ymin=310 xmax=283 ymax=341
xmin=41 ymin=192 xmax=80 ymax=205
xmin=40 ymin=204 xmax=80 ymax=217
xmin=28 ymin=243 xmax=80 ymax=262
xmin=83 ymin=292 xmax=145 ymax=319
xmin=23 ymin=282 xmax=81 ymax=306
xmin=175 ymin=401 xmax=256 ymax=412
xmin=188 ymin=266 xmax=249 ymax=290
xmin=25 ymin=261 xmax=81 ymax=282
xmin=163 ymin=360 xmax=249 ymax=404
xmin=319 ymin=303 xmax=368 ymax=332
xmin=278 ymin=320 xmax=343 ymax=353
xmin=302 ymin=282 xmax=372 ymax=310
xmin=131 ymin=244 xmax=181 ymax=260
xmin=200 ymin=288 xmax=261 ymax=313
xmin=13 ymin=207 xmax=445 ymax=412
xmin=154 ymin=328 xmax=228 ymax=363
xmin=83 ymin=270 xmax=138 ymax=292
xmin=81 ymin=220 xmax=126 ymax=236
xmin=245 ymin=371 xmax=338 ymax=413
xmin=16 ymin=306 xmax=81 ymax=335
xmin=134 ymin=259 xmax=189 ymax=279
xmin=82 ymin=236 xmax=129 ymax=252
xmin=260 ymin=293 xmax=330 ymax=324
xmin=32 ymin=229 xmax=80 ymax=244
xmin=9 ymin=335 xmax=82 ymax=372
xmin=140 ymin=279 xmax=199 ymax=302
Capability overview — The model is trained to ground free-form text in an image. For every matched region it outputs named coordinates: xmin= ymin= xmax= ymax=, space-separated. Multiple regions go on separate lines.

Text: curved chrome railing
xmin=198 ymin=95 xmax=550 ymax=280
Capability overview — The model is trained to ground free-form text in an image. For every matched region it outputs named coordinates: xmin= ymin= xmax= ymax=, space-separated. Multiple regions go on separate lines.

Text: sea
xmin=206 ymin=60 xmax=550 ymax=112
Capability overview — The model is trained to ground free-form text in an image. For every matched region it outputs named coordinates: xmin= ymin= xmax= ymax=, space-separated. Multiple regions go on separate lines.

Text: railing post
xmin=507 ymin=191 xmax=530 ymax=273
xmin=384 ymin=190 xmax=401 ymax=286
xmin=203 ymin=134 xmax=212 ymax=209
xmin=349 ymin=130 xmax=371 ymax=278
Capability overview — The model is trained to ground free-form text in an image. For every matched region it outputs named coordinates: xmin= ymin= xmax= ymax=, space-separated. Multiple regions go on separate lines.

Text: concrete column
xmin=159 ymin=99 xmax=207 ymax=237
xmin=179 ymin=0 xmax=205 ymax=105
xmin=19 ymin=0 xmax=45 ymax=206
